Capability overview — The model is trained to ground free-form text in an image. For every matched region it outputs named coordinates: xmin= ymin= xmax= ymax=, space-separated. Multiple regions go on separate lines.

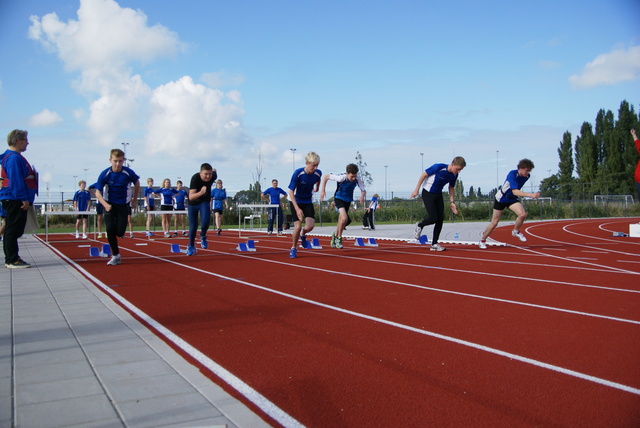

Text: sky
xmin=1 ymin=0 xmax=639 ymax=202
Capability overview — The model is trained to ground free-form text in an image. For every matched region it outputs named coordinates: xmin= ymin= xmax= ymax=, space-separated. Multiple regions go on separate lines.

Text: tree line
xmin=541 ymin=100 xmax=639 ymax=200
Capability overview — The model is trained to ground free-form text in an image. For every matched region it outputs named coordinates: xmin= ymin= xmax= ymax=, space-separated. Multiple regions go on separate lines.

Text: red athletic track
xmin=39 ymin=218 xmax=640 ymax=427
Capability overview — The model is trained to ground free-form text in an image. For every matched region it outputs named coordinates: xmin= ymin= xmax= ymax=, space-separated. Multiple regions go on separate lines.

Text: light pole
xmin=290 ymin=148 xmax=296 ymax=172
xmin=384 ymin=165 xmax=388 ymax=200
xmin=83 ymin=168 xmax=89 ymax=182
xmin=122 ymin=142 xmax=130 ymax=166
xmin=73 ymin=175 xmax=77 ymax=193
xmin=420 ymin=153 xmax=424 ymax=171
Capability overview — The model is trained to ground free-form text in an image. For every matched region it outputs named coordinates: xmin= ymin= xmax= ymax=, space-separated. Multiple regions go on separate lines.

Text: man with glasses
xmin=479 ymin=158 xmax=540 ymax=249
xmin=0 ymin=130 xmax=38 ymax=268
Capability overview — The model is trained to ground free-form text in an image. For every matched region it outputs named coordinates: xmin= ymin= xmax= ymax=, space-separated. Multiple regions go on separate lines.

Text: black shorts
xmin=334 ymin=198 xmax=351 ymax=211
xmin=161 ymin=205 xmax=173 ymax=211
xmin=212 ymin=208 xmax=224 ymax=215
xmin=76 ymin=214 xmax=88 ymax=220
xmin=96 ymin=203 xmax=104 ymax=215
xmin=493 ymin=199 xmax=519 ymax=211
xmin=289 ymin=202 xmax=315 ymax=222
xmin=146 ymin=205 xmax=155 ymax=212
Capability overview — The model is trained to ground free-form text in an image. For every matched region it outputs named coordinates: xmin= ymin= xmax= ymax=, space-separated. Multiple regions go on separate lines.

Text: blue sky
xmin=1 ymin=0 xmax=639 ymax=201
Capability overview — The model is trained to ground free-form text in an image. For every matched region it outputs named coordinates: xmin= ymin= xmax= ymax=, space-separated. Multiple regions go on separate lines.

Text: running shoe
xmin=200 ymin=236 xmax=208 ymax=249
xmin=106 ymin=254 xmax=121 ymax=266
xmin=75 ymin=232 xmax=79 ymax=239
xmin=217 ymin=228 xmax=222 ymax=236
xmin=172 ymin=232 xmax=178 ymax=237
xmin=289 ymin=247 xmax=297 ymax=258
xmin=82 ymin=234 xmax=88 ymax=239
xmin=300 ymin=234 xmax=308 ymax=248
xmin=164 ymin=232 xmax=171 ymax=238
xmin=330 ymin=232 xmax=336 ymax=248
xmin=129 ymin=232 xmax=134 ymax=238
xmin=97 ymin=233 xmax=102 ymax=238
xmin=478 ymin=241 xmax=487 ymax=249
xmin=335 ymin=236 xmax=344 ymax=249
xmin=186 ymin=245 xmax=196 ymax=256
xmin=145 ymin=231 xmax=154 ymax=237
xmin=512 ymin=230 xmax=527 ymax=242
xmin=413 ymin=223 xmax=423 ymax=240
xmin=6 ymin=259 xmax=31 ymax=269
xmin=430 ymin=243 xmax=446 ymax=252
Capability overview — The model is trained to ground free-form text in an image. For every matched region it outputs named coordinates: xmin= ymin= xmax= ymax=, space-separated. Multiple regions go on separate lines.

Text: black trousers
xmin=104 ymin=203 xmax=130 ymax=256
xmin=418 ymin=189 xmax=445 ymax=244
xmin=267 ymin=206 xmax=284 ymax=232
xmin=2 ymin=199 xmax=28 ymax=264
xmin=362 ymin=209 xmax=375 ymax=229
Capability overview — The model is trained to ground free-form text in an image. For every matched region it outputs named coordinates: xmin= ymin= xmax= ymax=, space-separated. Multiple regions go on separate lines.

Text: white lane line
xmin=52 ymin=240 xmax=640 ymax=398
xmin=40 ymin=239 xmax=305 ymax=428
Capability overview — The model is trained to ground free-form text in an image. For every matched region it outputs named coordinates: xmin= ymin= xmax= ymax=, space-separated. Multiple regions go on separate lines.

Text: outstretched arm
xmin=410 ymin=171 xmax=428 ymax=199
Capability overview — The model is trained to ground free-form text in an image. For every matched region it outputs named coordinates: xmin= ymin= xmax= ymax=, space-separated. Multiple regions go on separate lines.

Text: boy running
xmin=479 ymin=158 xmax=540 ymax=248
xmin=94 ymin=149 xmax=140 ymax=265
xmin=288 ymin=152 xmax=322 ymax=258
xmin=410 ymin=156 xmax=466 ymax=251
xmin=320 ymin=163 xmax=366 ymax=248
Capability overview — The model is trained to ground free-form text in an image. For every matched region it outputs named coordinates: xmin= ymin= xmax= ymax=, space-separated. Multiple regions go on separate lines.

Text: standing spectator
xmin=362 ymin=193 xmax=379 ymax=230
xmin=478 ymin=158 xmax=540 ymax=249
xmin=0 ymin=129 xmax=37 ymax=268
xmin=288 ymin=152 xmax=322 ymax=258
xmin=0 ymin=203 xmax=6 ymax=242
xmin=73 ymin=180 xmax=91 ymax=239
xmin=94 ymin=149 xmax=140 ymax=265
xmin=89 ymin=183 xmax=105 ymax=238
xmin=187 ymin=163 xmax=217 ymax=255
xmin=261 ymin=179 xmax=287 ymax=235
xmin=319 ymin=163 xmax=366 ymax=249
xmin=144 ymin=178 xmax=157 ymax=236
xmin=210 ymin=179 xmax=229 ymax=236
xmin=154 ymin=178 xmax=178 ymax=238
xmin=632 ymin=129 xmax=640 ymax=203
xmin=410 ymin=156 xmax=466 ymax=252
xmin=173 ymin=180 xmax=188 ymax=236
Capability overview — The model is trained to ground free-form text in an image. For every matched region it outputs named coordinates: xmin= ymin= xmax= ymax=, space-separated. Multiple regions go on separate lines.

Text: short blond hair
xmin=305 ymin=152 xmax=320 ymax=165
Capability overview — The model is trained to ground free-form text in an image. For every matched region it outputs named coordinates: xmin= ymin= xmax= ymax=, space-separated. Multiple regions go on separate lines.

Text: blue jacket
xmin=0 ymin=149 xmax=37 ymax=203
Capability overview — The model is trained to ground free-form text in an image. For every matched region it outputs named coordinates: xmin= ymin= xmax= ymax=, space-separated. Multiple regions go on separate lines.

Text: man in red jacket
xmin=632 ymin=129 xmax=640 ymax=204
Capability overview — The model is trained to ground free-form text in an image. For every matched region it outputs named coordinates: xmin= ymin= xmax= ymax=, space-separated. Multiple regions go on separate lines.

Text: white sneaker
xmin=130 ymin=232 xmax=134 ymax=238
xmin=75 ymin=232 xmax=79 ymax=239
xmin=413 ymin=223 xmax=423 ymax=240
xmin=81 ymin=234 xmax=88 ymax=239
xmin=106 ymin=254 xmax=121 ymax=266
xmin=97 ymin=233 xmax=103 ymax=238
xmin=512 ymin=230 xmax=527 ymax=242
xmin=430 ymin=243 xmax=446 ymax=252
xmin=478 ymin=241 xmax=487 ymax=249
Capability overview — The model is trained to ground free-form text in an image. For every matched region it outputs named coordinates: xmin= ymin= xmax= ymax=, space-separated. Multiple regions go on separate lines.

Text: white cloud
xmin=145 ymin=76 xmax=251 ymax=158
xmin=30 ymin=109 xmax=63 ymax=127
xmin=569 ymin=45 xmax=640 ymax=89
xmin=27 ymin=0 xmax=183 ymax=145
xmin=28 ymin=0 xmax=182 ymax=71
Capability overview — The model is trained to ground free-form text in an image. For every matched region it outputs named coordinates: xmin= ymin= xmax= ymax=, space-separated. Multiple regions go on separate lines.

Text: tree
xmin=615 ymin=100 xmax=639 ymax=194
xmin=557 ymin=131 xmax=574 ymax=199
xmin=539 ymin=174 xmax=560 ymax=199
xmin=354 ymin=151 xmax=373 ymax=187
xmin=574 ymin=121 xmax=597 ymax=196
xmin=467 ymin=185 xmax=476 ymax=200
